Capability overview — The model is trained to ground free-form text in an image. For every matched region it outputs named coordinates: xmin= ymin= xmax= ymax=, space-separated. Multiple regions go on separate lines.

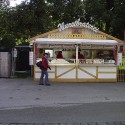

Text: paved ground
xmin=0 ymin=78 xmax=125 ymax=123
xmin=0 ymin=122 xmax=125 ymax=125
xmin=0 ymin=78 xmax=125 ymax=109
xmin=1 ymin=101 xmax=125 ymax=122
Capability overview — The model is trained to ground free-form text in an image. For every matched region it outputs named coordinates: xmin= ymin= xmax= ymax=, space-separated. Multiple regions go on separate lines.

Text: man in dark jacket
xmin=39 ymin=53 xmax=51 ymax=86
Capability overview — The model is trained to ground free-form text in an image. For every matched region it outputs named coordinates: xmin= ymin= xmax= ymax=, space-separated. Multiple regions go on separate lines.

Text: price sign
xmin=29 ymin=51 xmax=34 ymax=65
xmin=117 ymin=53 xmax=122 ymax=66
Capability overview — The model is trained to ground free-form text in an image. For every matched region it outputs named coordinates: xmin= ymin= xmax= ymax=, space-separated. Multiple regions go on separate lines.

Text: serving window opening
xmin=35 ymin=44 xmax=116 ymax=65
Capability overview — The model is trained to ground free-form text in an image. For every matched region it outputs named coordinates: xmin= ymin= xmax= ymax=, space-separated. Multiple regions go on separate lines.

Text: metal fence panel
xmin=0 ymin=52 xmax=11 ymax=78
xmin=117 ymin=69 xmax=125 ymax=82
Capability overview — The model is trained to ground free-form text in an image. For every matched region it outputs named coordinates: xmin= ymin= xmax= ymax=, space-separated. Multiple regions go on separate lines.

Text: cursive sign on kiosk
xmin=57 ymin=19 xmax=99 ymax=32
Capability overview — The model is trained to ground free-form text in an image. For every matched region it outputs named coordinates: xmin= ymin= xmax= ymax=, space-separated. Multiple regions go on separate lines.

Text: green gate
xmin=117 ymin=57 xmax=125 ymax=82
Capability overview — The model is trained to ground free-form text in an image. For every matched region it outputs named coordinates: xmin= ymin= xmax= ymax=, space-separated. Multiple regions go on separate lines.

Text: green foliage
xmin=47 ymin=0 xmax=85 ymax=25
xmin=0 ymin=3 xmax=16 ymax=51
xmin=111 ymin=0 xmax=125 ymax=39
xmin=84 ymin=0 xmax=125 ymax=39
xmin=0 ymin=0 xmax=125 ymax=52
xmin=0 ymin=34 xmax=16 ymax=51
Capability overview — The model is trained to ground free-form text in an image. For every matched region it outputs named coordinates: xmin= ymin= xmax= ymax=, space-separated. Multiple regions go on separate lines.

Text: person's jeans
xmin=39 ymin=70 xmax=49 ymax=85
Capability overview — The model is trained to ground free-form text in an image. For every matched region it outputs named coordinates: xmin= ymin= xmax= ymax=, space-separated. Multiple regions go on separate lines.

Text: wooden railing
xmin=48 ymin=34 xmax=106 ymax=39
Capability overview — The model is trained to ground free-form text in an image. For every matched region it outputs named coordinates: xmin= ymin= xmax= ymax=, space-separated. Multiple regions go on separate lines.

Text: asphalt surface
xmin=0 ymin=102 xmax=125 ymax=122
xmin=0 ymin=78 xmax=125 ymax=123
xmin=0 ymin=123 xmax=125 ymax=125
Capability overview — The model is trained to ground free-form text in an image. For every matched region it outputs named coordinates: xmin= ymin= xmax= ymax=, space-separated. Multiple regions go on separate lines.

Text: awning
xmin=30 ymin=38 xmax=123 ymax=45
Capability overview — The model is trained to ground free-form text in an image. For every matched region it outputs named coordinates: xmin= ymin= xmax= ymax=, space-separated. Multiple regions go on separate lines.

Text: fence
xmin=117 ymin=59 xmax=125 ymax=82
xmin=117 ymin=69 xmax=125 ymax=82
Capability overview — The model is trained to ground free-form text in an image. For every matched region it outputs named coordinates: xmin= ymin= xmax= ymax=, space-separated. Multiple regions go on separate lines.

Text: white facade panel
xmin=58 ymin=69 xmax=76 ymax=78
xmin=57 ymin=66 xmax=74 ymax=76
xmin=81 ymin=67 xmax=96 ymax=76
xmin=78 ymin=70 xmax=95 ymax=79
xmin=48 ymin=73 xmax=55 ymax=78
xmin=98 ymin=73 xmax=116 ymax=79
xmin=35 ymin=73 xmax=41 ymax=79
xmin=98 ymin=67 xmax=116 ymax=72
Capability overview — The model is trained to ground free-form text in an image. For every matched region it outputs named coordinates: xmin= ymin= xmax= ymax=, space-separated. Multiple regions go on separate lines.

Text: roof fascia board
xmin=30 ymin=29 xmax=58 ymax=41
xmin=98 ymin=31 xmax=123 ymax=43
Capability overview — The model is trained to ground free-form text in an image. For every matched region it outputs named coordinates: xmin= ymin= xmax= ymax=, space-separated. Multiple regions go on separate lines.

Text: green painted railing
xmin=117 ymin=57 xmax=125 ymax=82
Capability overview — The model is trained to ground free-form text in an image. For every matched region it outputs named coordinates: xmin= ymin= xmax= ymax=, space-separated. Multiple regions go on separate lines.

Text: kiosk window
xmin=45 ymin=49 xmax=53 ymax=57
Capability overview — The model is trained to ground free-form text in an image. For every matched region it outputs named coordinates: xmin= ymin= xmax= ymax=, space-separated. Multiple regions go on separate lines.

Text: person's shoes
xmin=45 ymin=84 xmax=51 ymax=86
xmin=39 ymin=84 xmax=44 ymax=85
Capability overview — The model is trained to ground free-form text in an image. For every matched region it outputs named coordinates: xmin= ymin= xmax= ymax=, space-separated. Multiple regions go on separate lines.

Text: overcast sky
xmin=10 ymin=0 xmax=30 ymax=7
xmin=9 ymin=0 xmax=22 ymax=6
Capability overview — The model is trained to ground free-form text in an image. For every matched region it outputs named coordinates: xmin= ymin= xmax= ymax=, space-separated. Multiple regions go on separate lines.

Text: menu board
xmin=29 ymin=51 xmax=34 ymax=65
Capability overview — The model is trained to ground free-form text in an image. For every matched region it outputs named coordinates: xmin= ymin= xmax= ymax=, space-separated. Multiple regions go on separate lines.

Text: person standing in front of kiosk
xmin=39 ymin=53 xmax=51 ymax=86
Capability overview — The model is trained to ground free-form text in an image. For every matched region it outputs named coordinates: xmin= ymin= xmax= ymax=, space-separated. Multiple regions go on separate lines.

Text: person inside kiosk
xmin=56 ymin=51 xmax=63 ymax=59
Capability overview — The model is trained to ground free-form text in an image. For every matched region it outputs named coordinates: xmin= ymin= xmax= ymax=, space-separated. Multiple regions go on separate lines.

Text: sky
xmin=10 ymin=0 xmax=83 ymax=7
xmin=10 ymin=0 xmax=23 ymax=6
xmin=10 ymin=0 xmax=27 ymax=7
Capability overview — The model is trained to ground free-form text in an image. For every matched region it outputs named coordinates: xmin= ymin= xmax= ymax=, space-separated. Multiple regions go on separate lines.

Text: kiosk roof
xmin=30 ymin=38 xmax=122 ymax=45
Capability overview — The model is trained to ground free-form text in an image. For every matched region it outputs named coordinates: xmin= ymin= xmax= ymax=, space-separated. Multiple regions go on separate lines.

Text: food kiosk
xmin=30 ymin=19 xmax=124 ymax=82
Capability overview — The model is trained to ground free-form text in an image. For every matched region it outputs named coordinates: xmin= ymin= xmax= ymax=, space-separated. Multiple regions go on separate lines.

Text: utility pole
xmin=10 ymin=48 xmax=17 ymax=78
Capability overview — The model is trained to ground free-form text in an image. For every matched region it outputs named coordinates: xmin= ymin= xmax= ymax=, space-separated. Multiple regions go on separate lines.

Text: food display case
xmin=93 ymin=59 xmax=104 ymax=64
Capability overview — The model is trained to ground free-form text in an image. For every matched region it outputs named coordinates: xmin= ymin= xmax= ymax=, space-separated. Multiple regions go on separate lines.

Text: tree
xmin=0 ymin=34 xmax=16 ymax=52
xmin=84 ymin=0 xmax=125 ymax=40
xmin=0 ymin=1 xmax=16 ymax=51
xmin=1 ymin=0 xmax=125 ymax=51
xmin=111 ymin=0 xmax=125 ymax=39
xmin=84 ymin=0 xmax=114 ymax=32
xmin=46 ymin=0 xmax=85 ymax=26
xmin=10 ymin=0 xmax=53 ymax=43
